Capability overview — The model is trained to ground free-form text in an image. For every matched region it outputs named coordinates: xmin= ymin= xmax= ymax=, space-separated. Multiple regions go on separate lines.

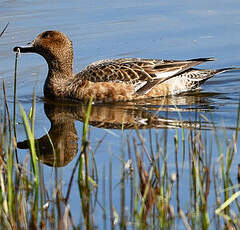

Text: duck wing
xmin=79 ymin=57 xmax=215 ymax=95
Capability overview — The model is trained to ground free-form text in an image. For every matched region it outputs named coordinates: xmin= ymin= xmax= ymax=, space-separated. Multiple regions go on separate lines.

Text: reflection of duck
xmin=18 ymin=103 xmax=78 ymax=167
xmin=17 ymin=96 xmax=214 ymax=167
xmin=13 ymin=30 xmax=239 ymax=102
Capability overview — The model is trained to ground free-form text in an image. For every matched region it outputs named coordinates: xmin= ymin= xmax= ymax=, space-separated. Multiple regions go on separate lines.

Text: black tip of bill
xmin=13 ymin=46 xmax=20 ymax=52
xmin=13 ymin=45 xmax=35 ymax=53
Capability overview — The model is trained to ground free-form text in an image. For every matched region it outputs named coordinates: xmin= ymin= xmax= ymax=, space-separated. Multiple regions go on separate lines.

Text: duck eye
xmin=42 ymin=32 xmax=50 ymax=39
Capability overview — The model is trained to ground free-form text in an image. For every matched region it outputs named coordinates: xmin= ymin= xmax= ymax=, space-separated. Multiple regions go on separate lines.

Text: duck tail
xmin=187 ymin=57 xmax=216 ymax=62
xmin=213 ymin=67 xmax=240 ymax=75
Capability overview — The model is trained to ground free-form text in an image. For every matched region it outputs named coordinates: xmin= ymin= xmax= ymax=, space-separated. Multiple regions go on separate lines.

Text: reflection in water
xmin=18 ymin=103 xmax=79 ymax=167
xmin=17 ymin=94 xmax=217 ymax=167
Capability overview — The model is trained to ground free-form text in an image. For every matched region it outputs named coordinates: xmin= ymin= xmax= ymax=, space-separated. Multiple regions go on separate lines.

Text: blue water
xmin=1 ymin=0 xmax=240 ymax=229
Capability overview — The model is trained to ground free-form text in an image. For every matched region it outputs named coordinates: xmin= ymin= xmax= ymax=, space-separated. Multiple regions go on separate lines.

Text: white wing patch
xmin=155 ymin=70 xmax=180 ymax=79
xmin=134 ymin=81 xmax=147 ymax=92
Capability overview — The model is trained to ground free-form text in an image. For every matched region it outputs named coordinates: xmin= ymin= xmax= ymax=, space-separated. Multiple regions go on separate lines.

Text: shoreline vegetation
xmin=1 ymin=24 xmax=240 ymax=229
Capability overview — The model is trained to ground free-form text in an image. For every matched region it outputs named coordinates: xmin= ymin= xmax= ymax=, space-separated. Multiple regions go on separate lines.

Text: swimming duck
xmin=13 ymin=30 xmax=237 ymax=102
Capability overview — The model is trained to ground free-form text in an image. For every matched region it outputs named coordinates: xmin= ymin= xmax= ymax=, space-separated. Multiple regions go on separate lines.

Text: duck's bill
xmin=13 ymin=42 xmax=35 ymax=53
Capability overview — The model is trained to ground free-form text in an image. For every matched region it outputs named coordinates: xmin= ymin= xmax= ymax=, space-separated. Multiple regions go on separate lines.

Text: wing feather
xmin=77 ymin=57 xmax=215 ymax=94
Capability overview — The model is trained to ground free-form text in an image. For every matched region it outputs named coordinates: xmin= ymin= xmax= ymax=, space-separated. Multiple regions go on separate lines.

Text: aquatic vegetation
xmin=0 ymin=31 xmax=240 ymax=229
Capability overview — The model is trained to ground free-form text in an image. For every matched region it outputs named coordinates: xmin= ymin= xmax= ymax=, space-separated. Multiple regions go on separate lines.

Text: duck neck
xmin=47 ymin=61 xmax=73 ymax=78
xmin=44 ymin=58 xmax=74 ymax=98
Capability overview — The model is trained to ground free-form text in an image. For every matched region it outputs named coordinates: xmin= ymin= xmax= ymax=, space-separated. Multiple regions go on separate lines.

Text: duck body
xmin=13 ymin=30 xmax=238 ymax=102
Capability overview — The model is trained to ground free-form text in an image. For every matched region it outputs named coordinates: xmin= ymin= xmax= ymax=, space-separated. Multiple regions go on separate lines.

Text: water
xmin=1 ymin=0 xmax=240 ymax=228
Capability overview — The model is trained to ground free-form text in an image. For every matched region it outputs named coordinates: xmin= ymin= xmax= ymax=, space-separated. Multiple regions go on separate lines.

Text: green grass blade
xmin=215 ymin=191 xmax=240 ymax=214
xmin=19 ymin=104 xmax=39 ymax=186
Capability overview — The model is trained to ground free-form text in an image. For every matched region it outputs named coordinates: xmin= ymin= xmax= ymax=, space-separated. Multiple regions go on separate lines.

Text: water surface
xmin=1 ymin=0 xmax=240 ymax=228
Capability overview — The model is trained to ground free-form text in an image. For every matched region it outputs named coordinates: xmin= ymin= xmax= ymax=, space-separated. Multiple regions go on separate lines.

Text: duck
xmin=13 ymin=30 xmax=238 ymax=102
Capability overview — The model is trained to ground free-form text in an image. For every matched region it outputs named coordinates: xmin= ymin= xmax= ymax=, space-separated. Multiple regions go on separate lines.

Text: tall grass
xmin=1 ymin=24 xmax=240 ymax=229
xmin=1 ymin=96 xmax=240 ymax=228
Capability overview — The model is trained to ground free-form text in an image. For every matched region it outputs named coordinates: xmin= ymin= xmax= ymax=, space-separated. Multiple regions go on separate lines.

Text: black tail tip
xmin=188 ymin=57 xmax=216 ymax=62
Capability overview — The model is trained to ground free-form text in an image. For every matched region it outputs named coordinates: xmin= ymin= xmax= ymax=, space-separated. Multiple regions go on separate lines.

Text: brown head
xmin=13 ymin=30 xmax=73 ymax=72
